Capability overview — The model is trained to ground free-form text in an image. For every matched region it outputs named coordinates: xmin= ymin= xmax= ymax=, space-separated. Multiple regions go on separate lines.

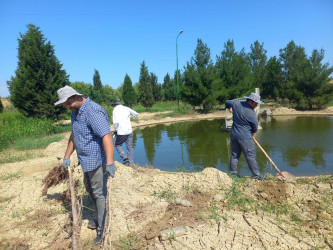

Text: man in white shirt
xmin=112 ymin=99 xmax=139 ymax=166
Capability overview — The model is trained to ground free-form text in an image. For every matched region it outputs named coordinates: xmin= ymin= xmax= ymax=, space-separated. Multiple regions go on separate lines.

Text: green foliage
xmin=0 ymin=99 xmax=3 ymax=113
xmin=0 ymin=112 xmax=71 ymax=151
xmin=102 ymin=85 xmax=118 ymax=106
xmin=262 ymin=56 xmax=284 ymax=99
xmin=70 ymin=81 xmax=92 ymax=96
xmin=162 ymin=73 xmax=176 ymax=101
xmin=150 ymin=72 xmax=162 ymax=102
xmin=181 ymin=39 xmax=216 ymax=112
xmin=132 ymin=101 xmax=178 ymax=113
xmin=91 ymin=69 xmax=103 ymax=104
xmin=122 ymin=74 xmax=137 ymax=107
xmin=93 ymin=69 xmax=103 ymax=90
xmin=7 ymin=24 xmax=69 ymax=119
xmin=279 ymin=41 xmax=333 ymax=109
xmin=13 ymin=134 xmax=64 ymax=150
xmin=215 ymin=39 xmax=251 ymax=103
xmin=138 ymin=61 xmax=154 ymax=109
xmin=249 ymin=40 xmax=267 ymax=90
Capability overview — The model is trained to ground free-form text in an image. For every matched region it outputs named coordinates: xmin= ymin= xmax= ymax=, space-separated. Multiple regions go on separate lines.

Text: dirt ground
xmin=0 ymin=107 xmax=332 ymax=249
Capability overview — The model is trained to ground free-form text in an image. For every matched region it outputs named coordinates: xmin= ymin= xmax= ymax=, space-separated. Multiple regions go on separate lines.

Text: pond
xmin=114 ymin=116 xmax=333 ymax=176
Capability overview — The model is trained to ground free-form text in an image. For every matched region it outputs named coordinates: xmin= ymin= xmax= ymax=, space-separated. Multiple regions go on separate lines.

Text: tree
xmin=91 ymin=69 xmax=103 ymax=104
xmin=150 ymin=72 xmax=162 ymax=102
xmin=103 ymin=85 xmax=117 ymax=106
xmin=181 ymin=39 xmax=215 ymax=112
xmin=215 ymin=39 xmax=251 ymax=103
xmin=7 ymin=24 xmax=69 ymax=119
xmin=71 ymin=81 xmax=93 ymax=97
xmin=162 ymin=73 xmax=176 ymax=101
xmin=262 ymin=56 xmax=283 ymax=99
xmin=249 ymin=40 xmax=267 ymax=91
xmin=295 ymin=49 xmax=333 ymax=108
xmin=122 ymin=74 xmax=137 ymax=107
xmin=279 ymin=41 xmax=333 ymax=108
xmin=0 ymin=99 xmax=3 ymax=113
xmin=138 ymin=61 xmax=154 ymax=109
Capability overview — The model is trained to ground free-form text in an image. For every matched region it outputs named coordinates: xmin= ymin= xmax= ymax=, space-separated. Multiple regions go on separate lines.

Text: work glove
xmin=106 ymin=163 xmax=116 ymax=178
xmin=62 ymin=158 xmax=70 ymax=169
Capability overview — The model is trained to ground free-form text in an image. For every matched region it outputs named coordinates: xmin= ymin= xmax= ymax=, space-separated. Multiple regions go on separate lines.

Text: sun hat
xmin=112 ymin=99 xmax=122 ymax=106
xmin=243 ymin=92 xmax=264 ymax=105
xmin=54 ymin=86 xmax=82 ymax=105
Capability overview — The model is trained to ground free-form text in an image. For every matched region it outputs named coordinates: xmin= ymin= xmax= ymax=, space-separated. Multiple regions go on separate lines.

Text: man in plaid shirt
xmin=55 ymin=85 xmax=116 ymax=245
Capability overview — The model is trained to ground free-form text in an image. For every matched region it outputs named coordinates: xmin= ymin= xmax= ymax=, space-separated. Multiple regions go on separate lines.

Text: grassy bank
xmin=0 ymin=112 xmax=71 ymax=152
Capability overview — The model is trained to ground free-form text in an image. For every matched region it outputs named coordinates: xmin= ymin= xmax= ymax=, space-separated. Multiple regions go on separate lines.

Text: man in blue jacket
xmin=225 ymin=92 xmax=264 ymax=180
xmin=55 ymin=85 xmax=116 ymax=245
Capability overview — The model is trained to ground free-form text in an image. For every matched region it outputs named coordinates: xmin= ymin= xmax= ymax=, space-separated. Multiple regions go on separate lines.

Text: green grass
xmin=132 ymin=101 xmax=179 ymax=113
xmin=225 ymin=178 xmax=255 ymax=212
xmin=327 ymin=100 xmax=333 ymax=106
xmin=0 ymin=172 xmax=21 ymax=181
xmin=208 ymin=203 xmax=221 ymax=224
xmin=13 ymin=135 xmax=64 ymax=151
xmin=0 ymin=111 xmax=71 ymax=151
xmin=115 ymin=233 xmax=142 ymax=250
xmin=152 ymin=184 xmax=178 ymax=202
xmin=0 ymin=152 xmax=40 ymax=164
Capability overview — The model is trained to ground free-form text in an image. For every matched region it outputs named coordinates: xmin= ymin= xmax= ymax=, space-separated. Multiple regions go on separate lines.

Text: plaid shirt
xmin=71 ymin=98 xmax=111 ymax=172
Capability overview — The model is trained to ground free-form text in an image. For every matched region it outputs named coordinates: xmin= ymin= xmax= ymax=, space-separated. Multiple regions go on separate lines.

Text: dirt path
xmin=0 ymin=107 xmax=332 ymax=249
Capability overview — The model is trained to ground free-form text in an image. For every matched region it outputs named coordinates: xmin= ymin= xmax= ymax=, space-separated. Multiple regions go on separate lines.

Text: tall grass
xmin=0 ymin=112 xmax=71 ymax=151
xmin=13 ymin=135 xmax=64 ymax=150
xmin=132 ymin=101 xmax=179 ymax=113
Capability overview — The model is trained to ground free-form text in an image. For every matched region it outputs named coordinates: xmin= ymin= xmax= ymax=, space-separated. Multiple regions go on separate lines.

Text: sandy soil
xmin=0 ymin=107 xmax=332 ymax=249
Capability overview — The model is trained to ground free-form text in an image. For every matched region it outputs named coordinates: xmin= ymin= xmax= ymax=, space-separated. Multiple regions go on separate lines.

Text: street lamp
xmin=176 ymin=30 xmax=183 ymax=107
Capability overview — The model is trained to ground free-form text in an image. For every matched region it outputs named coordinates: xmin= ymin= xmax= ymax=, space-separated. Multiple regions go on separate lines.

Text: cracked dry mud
xmin=0 ymin=108 xmax=332 ymax=249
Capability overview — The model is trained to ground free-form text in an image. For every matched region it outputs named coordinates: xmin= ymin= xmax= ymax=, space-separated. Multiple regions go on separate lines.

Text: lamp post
xmin=176 ymin=30 xmax=183 ymax=107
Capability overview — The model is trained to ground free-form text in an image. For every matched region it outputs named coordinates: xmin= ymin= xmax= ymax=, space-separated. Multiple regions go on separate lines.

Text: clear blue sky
xmin=1 ymin=0 xmax=332 ymax=97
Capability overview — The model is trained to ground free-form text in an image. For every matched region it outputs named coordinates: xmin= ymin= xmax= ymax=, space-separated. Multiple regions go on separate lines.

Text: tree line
xmin=6 ymin=24 xmax=333 ymax=119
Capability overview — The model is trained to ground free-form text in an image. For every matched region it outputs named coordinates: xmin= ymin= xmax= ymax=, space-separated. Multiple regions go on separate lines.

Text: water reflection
xmin=113 ymin=116 xmax=333 ymax=176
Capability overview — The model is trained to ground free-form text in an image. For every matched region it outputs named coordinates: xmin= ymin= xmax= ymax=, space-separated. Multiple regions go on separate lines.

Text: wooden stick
xmin=68 ymin=166 xmax=80 ymax=249
xmin=252 ymin=137 xmax=282 ymax=174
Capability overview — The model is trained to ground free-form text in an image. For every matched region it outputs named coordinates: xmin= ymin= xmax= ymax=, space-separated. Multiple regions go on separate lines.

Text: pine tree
xmin=182 ymin=39 xmax=215 ymax=112
xmin=262 ymin=56 xmax=283 ymax=99
xmin=0 ymin=99 xmax=3 ymax=113
xmin=150 ymin=73 xmax=162 ymax=102
xmin=7 ymin=24 xmax=69 ymax=119
xmin=91 ymin=69 xmax=103 ymax=104
xmin=122 ymin=74 xmax=136 ymax=107
xmin=249 ymin=40 xmax=267 ymax=91
xmin=138 ymin=61 xmax=154 ymax=109
xmin=162 ymin=73 xmax=176 ymax=101
xmin=215 ymin=39 xmax=251 ymax=101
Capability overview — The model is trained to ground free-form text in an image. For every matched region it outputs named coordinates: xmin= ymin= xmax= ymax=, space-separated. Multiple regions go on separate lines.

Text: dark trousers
xmin=229 ymin=134 xmax=260 ymax=177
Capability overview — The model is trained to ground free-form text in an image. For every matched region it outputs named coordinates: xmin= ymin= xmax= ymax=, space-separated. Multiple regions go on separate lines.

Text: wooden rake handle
xmin=253 ymin=136 xmax=282 ymax=174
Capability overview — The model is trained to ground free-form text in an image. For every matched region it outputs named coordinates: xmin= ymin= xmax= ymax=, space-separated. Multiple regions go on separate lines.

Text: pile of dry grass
xmin=42 ymin=165 xmax=68 ymax=196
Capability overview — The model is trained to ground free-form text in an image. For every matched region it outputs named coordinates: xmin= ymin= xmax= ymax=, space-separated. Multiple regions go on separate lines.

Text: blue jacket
xmin=225 ymin=99 xmax=258 ymax=140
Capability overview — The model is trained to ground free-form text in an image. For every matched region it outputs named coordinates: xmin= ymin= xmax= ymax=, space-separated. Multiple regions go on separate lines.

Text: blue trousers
xmin=230 ymin=134 xmax=260 ymax=177
xmin=84 ymin=166 xmax=108 ymax=233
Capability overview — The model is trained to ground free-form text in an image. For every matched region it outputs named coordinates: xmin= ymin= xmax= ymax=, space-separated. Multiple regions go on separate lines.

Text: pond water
xmin=114 ymin=116 xmax=333 ymax=176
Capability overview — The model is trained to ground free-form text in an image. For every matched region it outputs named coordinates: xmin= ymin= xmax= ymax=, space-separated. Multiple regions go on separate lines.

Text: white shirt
xmin=112 ymin=104 xmax=139 ymax=135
